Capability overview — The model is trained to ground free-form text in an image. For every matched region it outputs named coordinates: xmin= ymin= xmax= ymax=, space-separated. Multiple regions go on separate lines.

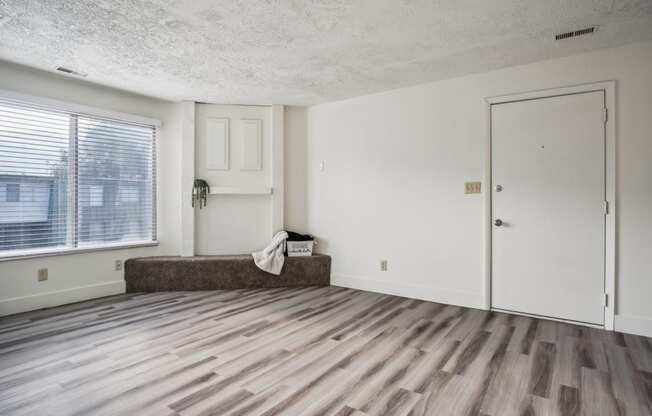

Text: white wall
xmin=0 ymin=61 xmax=184 ymax=315
xmin=284 ymin=106 xmax=309 ymax=232
xmin=304 ymin=41 xmax=652 ymax=335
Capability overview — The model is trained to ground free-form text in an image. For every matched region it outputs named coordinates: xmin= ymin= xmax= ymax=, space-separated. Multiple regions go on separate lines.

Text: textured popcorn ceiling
xmin=0 ymin=1 xmax=651 ymax=105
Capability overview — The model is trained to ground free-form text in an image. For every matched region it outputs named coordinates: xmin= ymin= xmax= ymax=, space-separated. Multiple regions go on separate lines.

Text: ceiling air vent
xmin=555 ymin=26 xmax=596 ymax=41
xmin=56 ymin=66 xmax=87 ymax=77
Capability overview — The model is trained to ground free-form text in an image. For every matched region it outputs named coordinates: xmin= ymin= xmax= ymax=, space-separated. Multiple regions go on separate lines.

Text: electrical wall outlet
xmin=114 ymin=260 xmax=123 ymax=271
xmin=380 ymin=260 xmax=388 ymax=271
xmin=464 ymin=182 xmax=482 ymax=194
xmin=37 ymin=268 xmax=48 ymax=282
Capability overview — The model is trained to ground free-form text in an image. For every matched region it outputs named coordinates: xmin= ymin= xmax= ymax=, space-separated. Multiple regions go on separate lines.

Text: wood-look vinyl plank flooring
xmin=0 ymin=286 xmax=651 ymax=415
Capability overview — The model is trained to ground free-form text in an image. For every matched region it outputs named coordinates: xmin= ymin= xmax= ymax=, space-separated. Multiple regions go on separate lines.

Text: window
xmin=0 ymin=95 xmax=157 ymax=257
xmin=5 ymin=184 xmax=19 ymax=202
xmin=88 ymin=185 xmax=104 ymax=207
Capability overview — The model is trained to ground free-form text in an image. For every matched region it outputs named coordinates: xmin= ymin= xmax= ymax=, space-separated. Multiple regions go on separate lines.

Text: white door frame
xmin=270 ymin=105 xmax=285 ymax=236
xmin=482 ymin=81 xmax=616 ymax=330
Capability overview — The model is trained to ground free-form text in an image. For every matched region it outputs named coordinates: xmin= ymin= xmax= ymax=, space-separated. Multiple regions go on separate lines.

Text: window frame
xmin=0 ymin=89 xmax=160 ymax=262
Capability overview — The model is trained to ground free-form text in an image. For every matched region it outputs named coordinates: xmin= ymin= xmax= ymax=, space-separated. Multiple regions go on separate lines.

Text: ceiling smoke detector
xmin=56 ymin=66 xmax=87 ymax=77
xmin=554 ymin=26 xmax=596 ymax=41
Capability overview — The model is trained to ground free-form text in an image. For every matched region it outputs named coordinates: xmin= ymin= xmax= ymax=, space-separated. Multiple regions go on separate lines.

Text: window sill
xmin=0 ymin=241 xmax=159 ymax=263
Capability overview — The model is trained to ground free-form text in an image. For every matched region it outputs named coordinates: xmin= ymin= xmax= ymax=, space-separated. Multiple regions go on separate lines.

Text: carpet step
xmin=124 ymin=254 xmax=331 ymax=292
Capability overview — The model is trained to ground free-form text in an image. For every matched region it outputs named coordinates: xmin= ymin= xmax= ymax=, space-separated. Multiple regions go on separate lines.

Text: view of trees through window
xmin=0 ymin=99 xmax=155 ymax=254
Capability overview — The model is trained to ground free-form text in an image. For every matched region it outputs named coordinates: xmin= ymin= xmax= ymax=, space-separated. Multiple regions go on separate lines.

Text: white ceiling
xmin=1 ymin=1 xmax=651 ymax=105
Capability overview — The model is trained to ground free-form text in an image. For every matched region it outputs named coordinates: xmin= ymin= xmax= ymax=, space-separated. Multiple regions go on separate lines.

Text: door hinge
xmin=603 ymin=200 xmax=609 ymax=215
xmin=602 ymin=293 xmax=608 ymax=307
xmin=603 ymin=108 xmax=608 ymax=123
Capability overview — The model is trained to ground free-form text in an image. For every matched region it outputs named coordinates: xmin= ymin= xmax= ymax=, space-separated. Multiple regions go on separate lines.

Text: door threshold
xmin=491 ymin=307 xmax=605 ymax=330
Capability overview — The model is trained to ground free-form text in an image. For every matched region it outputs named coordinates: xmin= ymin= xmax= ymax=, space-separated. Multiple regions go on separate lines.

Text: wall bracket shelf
xmin=209 ymin=186 xmax=273 ymax=195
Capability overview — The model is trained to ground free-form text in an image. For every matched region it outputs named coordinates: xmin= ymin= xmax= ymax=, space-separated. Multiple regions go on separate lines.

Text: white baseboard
xmin=614 ymin=314 xmax=652 ymax=337
xmin=0 ymin=280 xmax=125 ymax=316
xmin=332 ymin=273 xmax=485 ymax=310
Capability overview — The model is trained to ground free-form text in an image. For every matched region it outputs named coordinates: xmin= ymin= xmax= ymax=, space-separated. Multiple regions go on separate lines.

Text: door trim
xmin=482 ymin=81 xmax=616 ymax=330
xmin=271 ymin=105 xmax=285 ymax=237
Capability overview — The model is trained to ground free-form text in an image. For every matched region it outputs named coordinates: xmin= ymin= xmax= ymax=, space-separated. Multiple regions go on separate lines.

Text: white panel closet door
xmin=195 ymin=104 xmax=272 ymax=255
xmin=491 ymin=91 xmax=606 ymax=325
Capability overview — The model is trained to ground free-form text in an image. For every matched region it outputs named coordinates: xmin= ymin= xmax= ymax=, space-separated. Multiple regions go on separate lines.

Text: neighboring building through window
xmin=5 ymin=183 xmax=19 ymax=202
xmin=89 ymin=185 xmax=104 ymax=207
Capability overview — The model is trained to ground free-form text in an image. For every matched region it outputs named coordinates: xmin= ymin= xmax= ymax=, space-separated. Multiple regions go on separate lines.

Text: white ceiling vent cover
xmin=555 ymin=26 xmax=596 ymax=41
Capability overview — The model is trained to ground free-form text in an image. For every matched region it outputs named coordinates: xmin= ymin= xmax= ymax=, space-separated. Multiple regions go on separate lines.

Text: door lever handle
xmin=494 ymin=219 xmax=503 ymax=226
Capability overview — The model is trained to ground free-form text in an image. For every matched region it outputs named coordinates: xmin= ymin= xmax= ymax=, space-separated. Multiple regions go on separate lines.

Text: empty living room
xmin=1 ymin=1 xmax=652 ymax=415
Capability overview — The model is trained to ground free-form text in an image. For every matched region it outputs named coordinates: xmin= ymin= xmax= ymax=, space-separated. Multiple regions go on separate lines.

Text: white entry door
xmin=491 ymin=91 xmax=606 ymax=325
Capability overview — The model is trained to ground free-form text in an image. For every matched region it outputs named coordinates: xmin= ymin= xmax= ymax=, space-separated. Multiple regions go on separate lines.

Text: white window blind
xmin=0 ymin=95 xmax=157 ymax=257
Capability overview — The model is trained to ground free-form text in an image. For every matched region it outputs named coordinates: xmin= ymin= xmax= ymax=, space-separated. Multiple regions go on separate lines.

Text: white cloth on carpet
xmin=252 ymin=231 xmax=289 ymax=275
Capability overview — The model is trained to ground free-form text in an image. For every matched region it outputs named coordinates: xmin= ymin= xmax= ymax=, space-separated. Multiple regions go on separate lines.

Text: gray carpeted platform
xmin=124 ymin=254 xmax=331 ymax=292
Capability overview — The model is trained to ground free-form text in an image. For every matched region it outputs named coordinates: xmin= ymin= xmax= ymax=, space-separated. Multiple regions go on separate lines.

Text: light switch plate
xmin=464 ymin=182 xmax=482 ymax=194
